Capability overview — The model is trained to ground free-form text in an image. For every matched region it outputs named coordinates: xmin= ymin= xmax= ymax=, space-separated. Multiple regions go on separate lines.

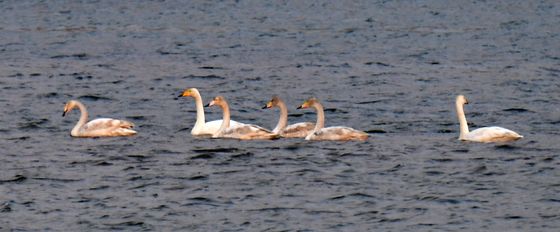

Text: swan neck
xmin=456 ymin=100 xmax=469 ymax=139
xmin=217 ymin=101 xmax=230 ymax=135
xmin=312 ymin=102 xmax=325 ymax=131
xmin=72 ymin=101 xmax=88 ymax=136
xmin=193 ymin=91 xmax=206 ymax=128
xmin=273 ymin=100 xmax=288 ymax=133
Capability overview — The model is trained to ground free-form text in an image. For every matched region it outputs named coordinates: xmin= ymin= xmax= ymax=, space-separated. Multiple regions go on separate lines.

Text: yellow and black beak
xmin=178 ymin=90 xmax=190 ymax=97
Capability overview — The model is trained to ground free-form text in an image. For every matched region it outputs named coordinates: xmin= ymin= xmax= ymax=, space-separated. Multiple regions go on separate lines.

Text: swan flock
xmin=62 ymin=89 xmax=523 ymax=143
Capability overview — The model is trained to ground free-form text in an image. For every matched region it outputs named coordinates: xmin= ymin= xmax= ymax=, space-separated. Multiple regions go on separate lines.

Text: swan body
xmin=263 ymin=96 xmax=315 ymax=138
xmin=297 ymin=97 xmax=368 ymax=141
xmin=62 ymin=100 xmax=137 ymax=137
xmin=179 ymin=88 xmax=241 ymax=136
xmin=206 ymin=96 xmax=279 ymax=140
xmin=455 ymin=95 xmax=522 ymax=143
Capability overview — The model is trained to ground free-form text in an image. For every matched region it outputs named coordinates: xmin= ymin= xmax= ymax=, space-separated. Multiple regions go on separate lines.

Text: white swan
xmin=455 ymin=95 xmax=523 ymax=143
xmin=62 ymin=100 xmax=137 ymax=137
xmin=262 ymin=96 xmax=314 ymax=138
xmin=206 ymin=96 xmax=279 ymax=140
xmin=178 ymin=88 xmax=240 ymax=136
xmin=297 ymin=97 xmax=368 ymax=141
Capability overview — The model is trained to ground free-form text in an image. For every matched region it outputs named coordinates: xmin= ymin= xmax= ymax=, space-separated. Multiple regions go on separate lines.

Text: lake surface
xmin=1 ymin=0 xmax=559 ymax=231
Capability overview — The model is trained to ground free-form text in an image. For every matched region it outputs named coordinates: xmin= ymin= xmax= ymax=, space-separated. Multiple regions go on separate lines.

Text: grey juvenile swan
xmin=262 ymin=96 xmax=314 ymax=138
xmin=297 ymin=97 xmax=368 ymax=141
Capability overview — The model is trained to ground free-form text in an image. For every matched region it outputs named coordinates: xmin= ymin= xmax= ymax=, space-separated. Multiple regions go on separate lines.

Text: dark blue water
xmin=1 ymin=0 xmax=559 ymax=231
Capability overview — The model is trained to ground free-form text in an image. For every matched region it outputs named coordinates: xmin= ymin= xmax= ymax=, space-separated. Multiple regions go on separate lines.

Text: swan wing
xmin=281 ymin=122 xmax=315 ymax=138
xmin=194 ymin=119 xmax=242 ymax=135
xmin=84 ymin=118 xmax=134 ymax=130
xmin=80 ymin=118 xmax=137 ymax=137
xmin=306 ymin=126 xmax=368 ymax=141
xmin=466 ymin=126 xmax=522 ymax=142
xmin=220 ymin=124 xmax=278 ymax=140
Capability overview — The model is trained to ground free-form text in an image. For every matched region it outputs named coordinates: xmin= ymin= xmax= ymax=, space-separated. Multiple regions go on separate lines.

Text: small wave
xmin=17 ymin=118 xmax=49 ymax=130
xmin=78 ymin=95 xmax=112 ymax=101
xmin=189 ymin=175 xmax=208 ymax=181
xmin=192 ymin=148 xmax=239 ymax=153
xmin=230 ymin=152 xmax=254 ymax=159
xmin=424 ymin=170 xmax=444 ymax=176
xmin=31 ymin=177 xmax=81 ymax=182
xmin=128 ymin=182 xmax=159 ymax=190
xmin=190 ymin=153 xmax=214 ymax=160
xmin=182 ymin=74 xmax=225 ymax=80
xmin=0 ymin=175 xmax=27 ymax=184
xmin=329 ymin=192 xmax=375 ymax=201
xmin=503 ymin=108 xmax=532 ymax=113
xmin=50 ymin=53 xmax=89 ymax=60
xmin=494 ymin=144 xmax=518 ymax=150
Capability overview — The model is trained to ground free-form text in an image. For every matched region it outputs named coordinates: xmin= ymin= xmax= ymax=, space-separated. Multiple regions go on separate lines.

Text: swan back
xmin=79 ymin=118 xmax=137 ymax=137
xmin=281 ymin=122 xmax=315 ymax=138
xmin=463 ymin=126 xmax=523 ymax=143
xmin=305 ymin=126 xmax=368 ymax=141
xmin=218 ymin=124 xmax=280 ymax=140
xmin=195 ymin=120 xmax=242 ymax=136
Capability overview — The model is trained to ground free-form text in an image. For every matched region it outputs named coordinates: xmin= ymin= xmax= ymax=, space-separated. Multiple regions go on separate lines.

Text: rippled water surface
xmin=1 ymin=0 xmax=560 ymax=231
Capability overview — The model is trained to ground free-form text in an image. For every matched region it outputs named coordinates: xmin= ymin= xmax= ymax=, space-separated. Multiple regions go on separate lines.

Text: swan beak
xmin=179 ymin=90 xmax=191 ymax=97
xmin=205 ymin=100 xmax=215 ymax=107
xmin=62 ymin=111 xmax=67 ymax=117
xmin=297 ymin=101 xmax=309 ymax=109
xmin=262 ymin=101 xmax=272 ymax=109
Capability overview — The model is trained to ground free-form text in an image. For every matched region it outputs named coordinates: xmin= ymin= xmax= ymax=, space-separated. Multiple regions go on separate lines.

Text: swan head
xmin=262 ymin=96 xmax=281 ymax=109
xmin=62 ymin=100 xmax=78 ymax=117
xmin=297 ymin=97 xmax=319 ymax=109
xmin=456 ymin=95 xmax=469 ymax=105
xmin=178 ymin=88 xmax=200 ymax=98
xmin=205 ymin=96 xmax=227 ymax=108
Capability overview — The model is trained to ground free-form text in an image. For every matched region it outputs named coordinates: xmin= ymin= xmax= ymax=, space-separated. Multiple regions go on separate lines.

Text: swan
xmin=455 ymin=95 xmax=523 ymax=143
xmin=297 ymin=97 xmax=368 ymax=141
xmin=178 ymin=88 xmax=241 ymax=136
xmin=62 ymin=100 xmax=137 ymax=137
xmin=262 ymin=96 xmax=314 ymax=138
xmin=205 ymin=96 xmax=279 ymax=140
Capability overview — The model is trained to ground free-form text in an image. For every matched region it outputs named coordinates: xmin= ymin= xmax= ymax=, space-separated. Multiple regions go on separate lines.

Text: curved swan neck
xmin=192 ymin=90 xmax=206 ymax=127
xmin=312 ymin=101 xmax=325 ymax=131
xmin=273 ymin=99 xmax=288 ymax=133
xmin=72 ymin=101 xmax=89 ymax=136
xmin=456 ymin=100 xmax=469 ymax=139
xmin=217 ymin=101 xmax=230 ymax=135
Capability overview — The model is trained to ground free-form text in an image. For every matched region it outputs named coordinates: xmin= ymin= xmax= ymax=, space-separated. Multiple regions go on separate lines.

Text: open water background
xmin=1 ymin=0 xmax=559 ymax=231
